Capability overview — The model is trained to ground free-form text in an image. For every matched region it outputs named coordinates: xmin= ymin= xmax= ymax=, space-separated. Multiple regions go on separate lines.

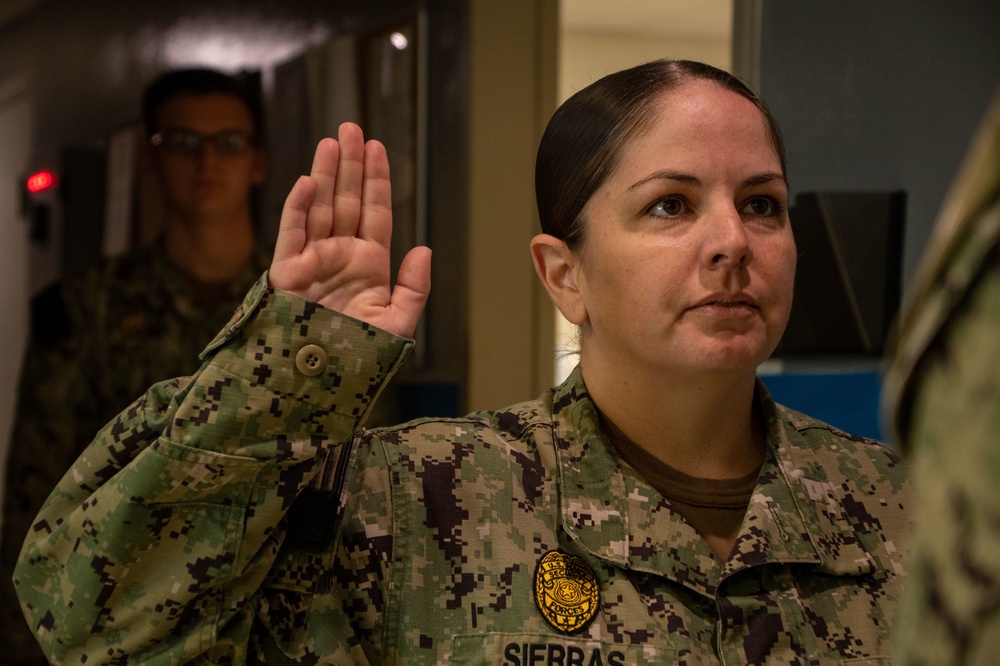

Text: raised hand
xmin=269 ymin=123 xmax=431 ymax=339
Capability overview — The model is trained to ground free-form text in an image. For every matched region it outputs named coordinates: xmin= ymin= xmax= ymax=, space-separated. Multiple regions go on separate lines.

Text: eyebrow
xmin=628 ymin=170 xmax=787 ymax=190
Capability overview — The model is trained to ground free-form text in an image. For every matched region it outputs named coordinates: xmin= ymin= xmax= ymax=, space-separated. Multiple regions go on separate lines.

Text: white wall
xmin=0 ymin=90 xmax=33 ymax=537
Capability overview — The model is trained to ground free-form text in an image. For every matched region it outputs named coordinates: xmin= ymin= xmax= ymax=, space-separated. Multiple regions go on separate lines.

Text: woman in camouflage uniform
xmin=15 ymin=60 xmax=909 ymax=664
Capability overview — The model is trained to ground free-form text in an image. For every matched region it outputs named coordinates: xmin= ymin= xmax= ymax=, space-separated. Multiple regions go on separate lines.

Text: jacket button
xmin=295 ymin=344 xmax=328 ymax=376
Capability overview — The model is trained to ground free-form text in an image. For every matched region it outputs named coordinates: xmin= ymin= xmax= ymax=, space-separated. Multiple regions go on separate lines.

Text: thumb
xmin=389 ymin=246 xmax=432 ymax=338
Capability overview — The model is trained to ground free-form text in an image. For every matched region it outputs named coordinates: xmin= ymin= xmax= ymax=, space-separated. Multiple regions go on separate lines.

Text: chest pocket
xmin=451 ymin=633 xmax=674 ymax=666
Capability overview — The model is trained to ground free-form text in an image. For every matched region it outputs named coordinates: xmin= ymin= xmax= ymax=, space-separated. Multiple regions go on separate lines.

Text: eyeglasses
xmin=149 ymin=129 xmax=255 ymax=157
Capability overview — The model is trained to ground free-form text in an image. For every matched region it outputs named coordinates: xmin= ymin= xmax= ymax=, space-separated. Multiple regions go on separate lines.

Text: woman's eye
xmin=742 ymin=197 xmax=779 ymax=216
xmin=650 ymin=197 xmax=687 ymax=217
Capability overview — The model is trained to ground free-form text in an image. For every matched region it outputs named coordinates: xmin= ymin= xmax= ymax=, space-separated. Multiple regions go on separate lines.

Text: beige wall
xmin=466 ymin=0 xmax=558 ymax=411
xmin=560 ymin=31 xmax=731 ymax=102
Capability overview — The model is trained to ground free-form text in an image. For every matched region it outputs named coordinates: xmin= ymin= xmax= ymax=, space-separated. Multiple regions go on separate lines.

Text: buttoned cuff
xmin=198 ymin=271 xmax=413 ymax=419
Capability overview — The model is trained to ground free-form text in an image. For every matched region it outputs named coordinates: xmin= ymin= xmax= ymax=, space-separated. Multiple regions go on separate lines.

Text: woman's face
xmin=572 ymin=80 xmax=796 ymax=379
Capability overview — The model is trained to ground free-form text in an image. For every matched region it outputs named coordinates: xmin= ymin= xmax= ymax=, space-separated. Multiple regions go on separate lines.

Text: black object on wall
xmin=775 ymin=190 xmax=906 ymax=357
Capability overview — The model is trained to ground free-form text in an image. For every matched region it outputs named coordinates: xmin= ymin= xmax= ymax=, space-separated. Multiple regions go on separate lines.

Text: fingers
xmin=357 ymin=139 xmax=393 ymax=247
xmin=306 ymin=138 xmax=339 ymax=241
xmin=300 ymin=124 xmax=391 ymax=245
xmin=390 ymin=246 xmax=432 ymax=339
xmin=332 ymin=123 xmax=365 ymax=237
xmin=272 ymin=175 xmax=317 ymax=266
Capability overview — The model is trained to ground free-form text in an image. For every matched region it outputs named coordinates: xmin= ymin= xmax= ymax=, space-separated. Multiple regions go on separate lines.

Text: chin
xmin=692 ymin=336 xmax=775 ymax=374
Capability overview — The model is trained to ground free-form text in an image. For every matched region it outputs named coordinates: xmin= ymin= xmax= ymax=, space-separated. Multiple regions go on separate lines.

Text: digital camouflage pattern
xmin=885 ymin=92 xmax=1000 ymax=665
xmin=14 ymin=276 xmax=911 ymax=664
xmin=0 ymin=239 xmax=270 ymax=662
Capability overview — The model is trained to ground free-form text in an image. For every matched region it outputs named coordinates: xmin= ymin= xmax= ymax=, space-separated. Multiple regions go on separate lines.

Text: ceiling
xmin=0 ymin=0 xmax=42 ymax=27
xmin=0 ymin=0 xmax=732 ymax=40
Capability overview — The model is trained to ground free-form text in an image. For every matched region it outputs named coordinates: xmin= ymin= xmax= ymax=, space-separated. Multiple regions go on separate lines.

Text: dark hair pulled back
xmin=534 ymin=59 xmax=785 ymax=249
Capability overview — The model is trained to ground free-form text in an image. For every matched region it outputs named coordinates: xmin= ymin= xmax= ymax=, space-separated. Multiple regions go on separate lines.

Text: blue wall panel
xmin=760 ymin=372 xmax=884 ymax=441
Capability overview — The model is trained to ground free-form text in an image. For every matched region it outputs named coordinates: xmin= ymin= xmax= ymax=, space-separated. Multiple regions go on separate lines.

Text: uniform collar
xmin=550 ymin=367 xmax=876 ymax=599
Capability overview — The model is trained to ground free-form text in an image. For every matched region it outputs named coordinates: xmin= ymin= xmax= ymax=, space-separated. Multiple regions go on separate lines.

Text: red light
xmin=27 ymin=170 xmax=57 ymax=193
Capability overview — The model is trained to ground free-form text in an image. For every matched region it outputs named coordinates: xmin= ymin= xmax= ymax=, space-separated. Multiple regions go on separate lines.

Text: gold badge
xmin=533 ymin=549 xmax=600 ymax=634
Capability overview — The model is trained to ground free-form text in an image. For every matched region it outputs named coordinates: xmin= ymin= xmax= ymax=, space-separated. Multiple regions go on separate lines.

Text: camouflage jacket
xmin=883 ymin=93 xmax=1000 ymax=665
xmin=1 ymin=239 xmax=270 ymax=662
xmin=15 ymin=277 xmax=911 ymax=665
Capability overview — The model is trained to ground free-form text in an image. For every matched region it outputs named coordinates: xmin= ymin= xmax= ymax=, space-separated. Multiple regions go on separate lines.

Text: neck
xmin=580 ymin=351 xmax=764 ymax=480
xmin=163 ymin=210 xmax=255 ymax=284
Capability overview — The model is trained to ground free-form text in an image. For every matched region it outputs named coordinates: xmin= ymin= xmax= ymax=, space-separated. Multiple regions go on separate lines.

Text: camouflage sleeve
xmin=13 ymin=274 xmax=413 ymax=663
xmin=0 ymin=283 xmax=108 ymax=664
xmin=896 ymin=255 xmax=1000 ymax=665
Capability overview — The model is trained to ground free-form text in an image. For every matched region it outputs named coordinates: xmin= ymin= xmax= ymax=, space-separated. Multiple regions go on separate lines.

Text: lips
xmin=690 ymin=293 xmax=759 ymax=310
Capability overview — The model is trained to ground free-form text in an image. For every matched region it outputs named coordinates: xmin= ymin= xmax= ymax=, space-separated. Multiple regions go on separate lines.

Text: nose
xmin=196 ymin=141 xmax=224 ymax=168
xmin=199 ymin=140 xmax=219 ymax=157
xmin=702 ymin=205 xmax=752 ymax=270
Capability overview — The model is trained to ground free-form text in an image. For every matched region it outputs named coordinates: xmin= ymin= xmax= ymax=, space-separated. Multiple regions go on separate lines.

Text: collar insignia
xmin=533 ymin=549 xmax=600 ymax=634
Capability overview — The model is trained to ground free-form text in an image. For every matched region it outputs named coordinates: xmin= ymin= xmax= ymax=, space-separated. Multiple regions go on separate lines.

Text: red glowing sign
xmin=26 ymin=170 xmax=57 ymax=193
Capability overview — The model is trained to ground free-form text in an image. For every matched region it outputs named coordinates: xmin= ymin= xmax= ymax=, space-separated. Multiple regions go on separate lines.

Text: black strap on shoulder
xmin=285 ymin=439 xmax=354 ymax=548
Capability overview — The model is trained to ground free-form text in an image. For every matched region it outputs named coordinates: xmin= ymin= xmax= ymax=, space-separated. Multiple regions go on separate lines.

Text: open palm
xmin=269 ymin=123 xmax=431 ymax=338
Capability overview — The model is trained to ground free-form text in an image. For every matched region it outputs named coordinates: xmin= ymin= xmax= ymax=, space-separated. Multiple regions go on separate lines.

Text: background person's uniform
xmin=885 ymin=92 xmax=1000 ymax=666
xmin=14 ymin=277 xmax=911 ymax=664
xmin=0 ymin=240 xmax=269 ymax=662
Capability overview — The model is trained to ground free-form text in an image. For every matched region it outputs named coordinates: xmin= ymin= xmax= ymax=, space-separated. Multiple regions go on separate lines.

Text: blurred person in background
xmin=0 ymin=67 xmax=270 ymax=664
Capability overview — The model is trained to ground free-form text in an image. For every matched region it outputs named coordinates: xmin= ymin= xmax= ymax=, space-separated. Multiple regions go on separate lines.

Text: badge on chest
xmin=533 ymin=550 xmax=601 ymax=635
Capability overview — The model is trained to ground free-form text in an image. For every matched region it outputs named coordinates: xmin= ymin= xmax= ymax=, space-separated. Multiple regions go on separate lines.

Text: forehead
xmin=153 ymin=93 xmax=255 ymax=133
xmin=621 ymin=80 xmax=780 ymax=172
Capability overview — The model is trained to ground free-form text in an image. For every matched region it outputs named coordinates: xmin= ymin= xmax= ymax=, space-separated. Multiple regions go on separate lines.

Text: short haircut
xmin=142 ymin=68 xmax=263 ymax=140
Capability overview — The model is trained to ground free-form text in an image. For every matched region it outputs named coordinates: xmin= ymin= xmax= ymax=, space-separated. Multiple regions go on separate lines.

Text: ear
xmin=530 ymin=234 xmax=588 ymax=325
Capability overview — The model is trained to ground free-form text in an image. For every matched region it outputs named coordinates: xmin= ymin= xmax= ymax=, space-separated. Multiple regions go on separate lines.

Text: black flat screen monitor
xmin=774 ymin=190 xmax=905 ymax=357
